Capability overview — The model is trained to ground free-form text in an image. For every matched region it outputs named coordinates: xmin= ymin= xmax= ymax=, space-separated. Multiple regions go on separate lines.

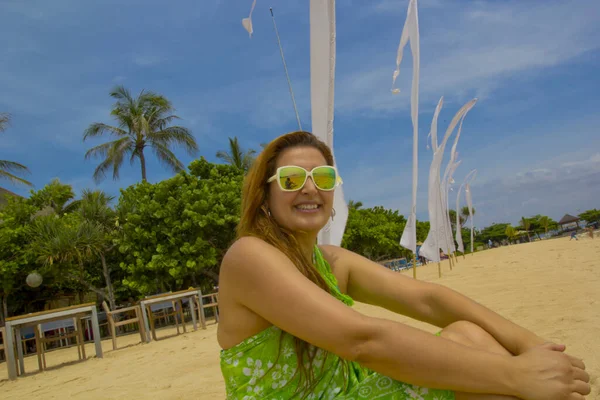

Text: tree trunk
xmin=0 ymin=295 xmax=7 ymax=324
xmin=100 ymin=252 xmax=117 ymax=310
xmin=200 ymin=269 xmax=220 ymax=285
xmin=139 ymin=148 xmax=147 ymax=181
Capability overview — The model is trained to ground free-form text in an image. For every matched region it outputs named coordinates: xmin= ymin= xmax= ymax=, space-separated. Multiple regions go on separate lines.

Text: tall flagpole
xmin=270 ymin=8 xmax=302 ymax=131
xmin=394 ymin=0 xmax=420 ymax=278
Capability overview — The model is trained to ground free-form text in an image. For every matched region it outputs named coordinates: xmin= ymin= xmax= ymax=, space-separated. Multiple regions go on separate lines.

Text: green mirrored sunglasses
xmin=267 ymin=165 xmax=343 ymax=192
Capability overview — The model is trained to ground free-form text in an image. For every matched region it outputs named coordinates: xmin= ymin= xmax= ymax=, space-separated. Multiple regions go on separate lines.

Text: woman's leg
xmin=439 ymin=321 xmax=519 ymax=400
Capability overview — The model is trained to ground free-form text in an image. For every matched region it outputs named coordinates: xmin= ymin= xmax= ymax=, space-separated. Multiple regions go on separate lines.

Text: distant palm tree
xmin=539 ymin=216 xmax=550 ymax=236
xmin=83 ymin=86 xmax=198 ymax=182
xmin=348 ymin=200 xmax=363 ymax=210
xmin=0 ymin=113 xmax=32 ymax=186
xmin=505 ymin=225 xmax=518 ymax=244
xmin=461 ymin=206 xmax=475 ymax=224
xmin=521 ymin=216 xmax=531 ymax=242
xmin=216 ymin=136 xmax=256 ymax=171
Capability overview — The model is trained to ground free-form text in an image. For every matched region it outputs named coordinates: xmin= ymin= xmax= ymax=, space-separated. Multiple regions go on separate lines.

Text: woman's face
xmin=267 ymin=146 xmax=334 ymax=234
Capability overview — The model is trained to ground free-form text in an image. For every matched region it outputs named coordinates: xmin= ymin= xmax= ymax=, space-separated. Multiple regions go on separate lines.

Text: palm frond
xmin=147 ymin=126 xmax=198 ymax=155
xmin=109 ymin=85 xmax=134 ymax=104
xmin=0 ymin=169 xmax=33 ymax=186
xmin=0 ymin=113 xmax=10 ymax=132
xmin=215 ymin=150 xmax=234 ymax=165
xmin=86 ymin=137 xmax=133 ymax=183
xmin=84 ymin=137 xmax=132 ymax=160
xmin=83 ymin=123 xmax=128 ymax=141
xmin=152 ymin=142 xmax=185 ymax=173
xmin=0 ymin=160 xmax=30 ymax=174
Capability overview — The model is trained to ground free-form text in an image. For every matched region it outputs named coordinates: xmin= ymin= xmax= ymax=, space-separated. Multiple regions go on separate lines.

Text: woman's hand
xmin=513 ymin=343 xmax=591 ymax=400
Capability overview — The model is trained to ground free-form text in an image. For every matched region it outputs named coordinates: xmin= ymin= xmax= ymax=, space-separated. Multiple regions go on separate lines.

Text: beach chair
xmin=101 ymin=301 xmax=146 ymax=350
xmin=195 ymin=293 xmax=219 ymax=325
xmin=37 ymin=316 xmax=86 ymax=370
xmin=144 ymin=294 xmax=186 ymax=341
xmin=398 ymin=258 xmax=409 ymax=270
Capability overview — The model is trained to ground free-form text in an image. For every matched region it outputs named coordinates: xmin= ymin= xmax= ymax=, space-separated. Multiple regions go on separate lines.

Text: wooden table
xmin=139 ymin=289 xmax=206 ymax=343
xmin=4 ymin=303 xmax=103 ymax=380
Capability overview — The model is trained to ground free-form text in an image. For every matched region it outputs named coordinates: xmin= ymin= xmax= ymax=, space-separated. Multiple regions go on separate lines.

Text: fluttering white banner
xmin=310 ymin=0 xmax=347 ymax=246
xmin=394 ymin=0 xmax=421 ymax=254
xmin=242 ymin=0 xmax=257 ymax=37
xmin=420 ymin=99 xmax=477 ymax=262
xmin=442 ymin=158 xmax=462 ymax=253
xmin=466 ymin=183 xmax=475 ymax=253
xmin=455 ymin=169 xmax=477 ymax=253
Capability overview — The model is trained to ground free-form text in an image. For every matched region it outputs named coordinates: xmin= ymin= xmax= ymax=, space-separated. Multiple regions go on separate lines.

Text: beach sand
xmin=1 ymin=235 xmax=599 ymax=399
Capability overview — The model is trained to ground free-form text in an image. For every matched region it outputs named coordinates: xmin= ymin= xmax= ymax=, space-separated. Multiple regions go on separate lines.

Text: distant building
xmin=558 ymin=214 xmax=580 ymax=231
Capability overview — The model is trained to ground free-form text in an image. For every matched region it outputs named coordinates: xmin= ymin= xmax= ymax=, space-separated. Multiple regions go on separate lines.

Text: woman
xmin=217 ymin=131 xmax=590 ymax=399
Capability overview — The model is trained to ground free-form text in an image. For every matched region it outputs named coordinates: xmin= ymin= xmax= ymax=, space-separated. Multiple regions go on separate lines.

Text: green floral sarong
xmin=220 ymin=247 xmax=455 ymax=399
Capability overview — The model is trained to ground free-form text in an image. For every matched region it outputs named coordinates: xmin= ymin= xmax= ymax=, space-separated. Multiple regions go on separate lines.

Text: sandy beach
xmin=1 ymin=235 xmax=598 ymax=399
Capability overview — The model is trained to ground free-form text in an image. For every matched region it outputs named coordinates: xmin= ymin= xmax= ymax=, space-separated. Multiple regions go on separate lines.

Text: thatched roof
xmin=0 ymin=187 xmax=22 ymax=208
xmin=558 ymin=214 xmax=580 ymax=225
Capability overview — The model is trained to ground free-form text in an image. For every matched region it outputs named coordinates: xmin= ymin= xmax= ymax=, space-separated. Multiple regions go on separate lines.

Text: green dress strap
xmin=312 ymin=245 xmax=354 ymax=306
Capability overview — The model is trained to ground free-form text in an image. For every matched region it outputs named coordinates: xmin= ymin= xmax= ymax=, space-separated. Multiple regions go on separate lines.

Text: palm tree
xmin=83 ymin=86 xmax=198 ymax=182
xmin=216 ymin=136 xmax=256 ymax=171
xmin=77 ymin=189 xmax=117 ymax=309
xmin=505 ymin=225 xmax=518 ymax=244
xmin=449 ymin=209 xmax=466 ymax=229
xmin=28 ymin=215 xmax=107 ymax=303
xmin=28 ymin=189 xmax=119 ymax=308
xmin=348 ymin=200 xmax=364 ymax=210
xmin=539 ymin=216 xmax=550 ymax=237
xmin=0 ymin=113 xmax=32 ymax=186
xmin=461 ymin=206 xmax=475 ymax=225
xmin=521 ymin=216 xmax=532 ymax=242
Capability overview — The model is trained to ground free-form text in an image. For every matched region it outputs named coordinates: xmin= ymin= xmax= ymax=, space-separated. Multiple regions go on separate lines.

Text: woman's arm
xmin=220 ymin=238 xmax=582 ymax=398
xmin=324 ymin=245 xmax=545 ymax=355
xmin=426 ymin=283 xmax=545 ymax=355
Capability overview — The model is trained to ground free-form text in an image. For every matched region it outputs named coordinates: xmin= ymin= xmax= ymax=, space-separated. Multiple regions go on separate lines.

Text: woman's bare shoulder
xmin=223 ymin=237 xmax=278 ymax=267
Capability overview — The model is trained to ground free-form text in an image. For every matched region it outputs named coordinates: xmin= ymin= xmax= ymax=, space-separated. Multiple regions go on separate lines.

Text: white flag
xmin=395 ymin=0 xmax=421 ymax=254
xmin=456 ymin=169 xmax=476 ymax=253
xmin=242 ymin=0 xmax=257 ymax=37
xmin=310 ymin=0 xmax=347 ymax=246
xmin=466 ymin=183 xmax=475 ymax=253
xmin=420 ymin=99 xmax=477 ymax=262
xmin=442 ymin=158 xmax=462 ymax=253
xmin=439 ymin=105 xmax=475 ymax=254
xmin=456 ymin=183 xmax=464 ymax=253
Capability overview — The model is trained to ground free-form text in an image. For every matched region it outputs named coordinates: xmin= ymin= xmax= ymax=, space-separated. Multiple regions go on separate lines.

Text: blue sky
xmin=1 ymin=0 xmax=599 ymax=228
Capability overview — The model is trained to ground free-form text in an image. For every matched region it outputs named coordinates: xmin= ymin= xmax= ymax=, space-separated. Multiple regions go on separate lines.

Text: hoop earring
xmin=262 ymin=205 xmax=271 ymax=218
xmin=331 ymin=208 xmax=336 ymax=221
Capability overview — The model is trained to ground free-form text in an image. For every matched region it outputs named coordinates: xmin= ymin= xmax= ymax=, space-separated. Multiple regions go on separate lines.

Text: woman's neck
xmin=294 ymin=232 xmax=318 ymax=261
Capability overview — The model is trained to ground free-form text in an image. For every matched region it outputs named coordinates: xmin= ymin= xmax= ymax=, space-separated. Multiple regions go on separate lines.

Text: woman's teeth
xmin=296 ymin=204 xmax=319 ymax=210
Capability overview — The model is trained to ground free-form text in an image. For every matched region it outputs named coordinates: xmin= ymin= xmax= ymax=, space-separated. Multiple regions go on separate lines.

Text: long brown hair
xmin=237 ymin=130 xmax=343 ymax=391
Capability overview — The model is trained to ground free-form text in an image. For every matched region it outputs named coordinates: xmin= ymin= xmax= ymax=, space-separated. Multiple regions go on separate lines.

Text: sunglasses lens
xmin=279 ymin=166 xmax=307 ymax=190
xmin=312 ymin=166 xmax=337 ymax=190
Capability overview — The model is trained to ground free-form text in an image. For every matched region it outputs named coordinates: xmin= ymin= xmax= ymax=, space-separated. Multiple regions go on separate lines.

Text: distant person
xmin=569 ymin=231 xmax=579 ymax=242
xmin=488 ymin=239 xmax=493 ymax=249
xmin=570 ymin=231 xmax=578 ymax=241
xmin=416 ymin=243 xmax=427 ymax=265
xmin=588 ymin=227 xmax=594 ymax=239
